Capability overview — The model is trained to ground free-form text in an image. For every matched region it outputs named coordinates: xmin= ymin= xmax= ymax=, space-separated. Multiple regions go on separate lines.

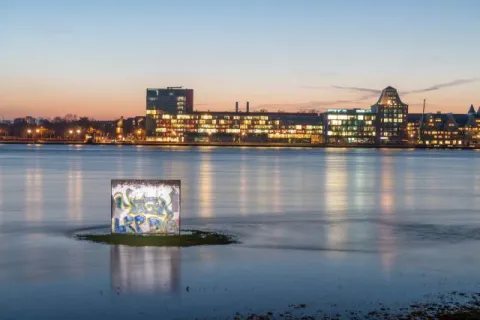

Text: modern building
xmin=144 ymin=85 xmax=480 ymax=148
xmin=324 ymin=109 xmax=376 ymax=145
xmin=146 ymin=87 xmax=194 ymax=136
xmin=371 ymin=86 xmax=408 ymax=144
xmin=150 ymin=110 xmax=323 ymax=143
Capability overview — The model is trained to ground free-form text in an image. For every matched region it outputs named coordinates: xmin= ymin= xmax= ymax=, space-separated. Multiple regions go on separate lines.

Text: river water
xmin=1 ymin=144 xmax=480 ymax=319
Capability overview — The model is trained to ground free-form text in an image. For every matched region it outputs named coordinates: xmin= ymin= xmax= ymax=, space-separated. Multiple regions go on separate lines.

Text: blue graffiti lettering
xmin=135 ymin=215 xmax=146 ymax=233
xmin=114 ymin=218 xmax=126 ymax=233
xmin=123 ymin=216 xmax=136 ymax=233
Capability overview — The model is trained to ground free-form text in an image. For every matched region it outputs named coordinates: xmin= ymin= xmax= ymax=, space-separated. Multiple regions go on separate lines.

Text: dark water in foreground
xmin=1 ymin=144 xmax=480 ymax=319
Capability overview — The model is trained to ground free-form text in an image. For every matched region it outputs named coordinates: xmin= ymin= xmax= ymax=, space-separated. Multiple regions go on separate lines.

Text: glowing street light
xmin=27 ymin=129 xmax=32 ymax=134
xmin=69 ymin=130 xmax=73 ymax=134
xmin=76 ymin=129 xmax=81 ymax=134
xmin=36 ymin=129 xmax=40 ymax=133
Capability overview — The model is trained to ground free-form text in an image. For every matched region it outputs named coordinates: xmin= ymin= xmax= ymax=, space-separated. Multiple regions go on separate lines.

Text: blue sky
xmin=1 ymin=0 xmax=479 ymax=119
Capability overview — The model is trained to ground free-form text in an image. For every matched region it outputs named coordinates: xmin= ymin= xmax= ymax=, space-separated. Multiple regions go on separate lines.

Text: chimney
xmin=235 ymin=101 xmax=239 ymax=113
xmin=246 ymin=101 xmax=250 ymax=113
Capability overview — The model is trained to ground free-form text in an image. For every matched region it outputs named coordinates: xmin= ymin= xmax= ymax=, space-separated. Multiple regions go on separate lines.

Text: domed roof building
xmin=371 ymin=86 xmax=409 ymax=144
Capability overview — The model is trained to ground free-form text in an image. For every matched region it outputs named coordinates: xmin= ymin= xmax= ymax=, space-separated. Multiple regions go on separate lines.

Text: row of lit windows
xmin=381 ymin=119 xmax=405 ymax=123
xmin=327 ymin=115 xmax=375 ymax=120
xmin=425 ymin=140 xmax=463 ymax=145
xmin=328 ymin=120 xmax=374 ymax=126
xmin=162 ymin=114 xmax=274 ymax=121
xmin=327 ymin=131 xmax=376 ymax=136
xmin=328 ymin=126 xmax=375 ymax=131
xmin=268 ymin=133 xmax=312 ymax=139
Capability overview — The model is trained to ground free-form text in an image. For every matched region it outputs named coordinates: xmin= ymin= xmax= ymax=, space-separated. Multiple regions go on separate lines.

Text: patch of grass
xmin=76 ymin=230 xmax=237 ymax=247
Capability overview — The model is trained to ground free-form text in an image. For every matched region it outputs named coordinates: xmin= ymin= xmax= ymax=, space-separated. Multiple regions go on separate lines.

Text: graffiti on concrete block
xmin=111 ymin=180 xmax=180 ymax=235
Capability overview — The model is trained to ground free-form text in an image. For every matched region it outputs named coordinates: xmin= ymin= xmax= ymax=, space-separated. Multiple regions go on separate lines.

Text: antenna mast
xmin=419 ymin=99 xmax=426 ymax=144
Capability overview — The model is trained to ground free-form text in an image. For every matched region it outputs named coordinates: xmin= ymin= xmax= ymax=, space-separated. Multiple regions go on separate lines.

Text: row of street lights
xmin=21 ymin=127 xmax=144 ymax=141
xmin=25 ymin=128 xmax=83 ymax=140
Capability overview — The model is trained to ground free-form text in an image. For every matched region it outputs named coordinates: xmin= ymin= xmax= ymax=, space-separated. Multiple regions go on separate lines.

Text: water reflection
xmin=199 ymin=152 xmax=213 ymax=218
xmin=272 ymin=156 xmax=282 ymax=213
xmin=25 ymin=166 xmax=43 ymax=222
xmin=239 ymin=154 xmax=248 ymax=216
xmin=379 ymin=156 xmax=396 ymax=275
xmin=256 ymin=157 xmax=269 ymax=213
xmin=0 ymin=167 xmax=3 ymax=224
xmin=353 ymin=157 xmax=366 ymax=209
xmin=134 ymin=150 xmax=145 ymax=177
xmin=110 ymin=246 xmax=180 ymax=293
xmin=68 ymin=159 xmax=83 ymax=221
xmin=324 ymin=155 xmax=348 ymax=249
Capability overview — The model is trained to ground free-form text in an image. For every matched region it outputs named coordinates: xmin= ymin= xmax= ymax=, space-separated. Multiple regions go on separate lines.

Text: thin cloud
xmin=257 ymin=78 xmax=478 ymax=113
xmin=405 ymin=78 xmax=479 ymax=94
xmin=332 ymin=86 xmax=381 ymax=94
xmin=255 ymin=99 xmax=363 ymax=112
xmin=329 ymin=78 xmax=479 ymax=96
xmin=300 ymin=85 xmax=328 ymax=90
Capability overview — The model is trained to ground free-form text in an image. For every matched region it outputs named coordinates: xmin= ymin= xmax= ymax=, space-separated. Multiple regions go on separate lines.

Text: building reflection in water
xmin=0 ymin=167 xmax=3 ymax=224
xmin=379 ymin=155 xmax=396 ymax=275
xmin=403 ymin=156 xmax=414 ymax=210
xmin=272 ymin=156 xmax=282 ymax=213
xmin=110 ymin=246 xmax=181 ymax=293
xmin=199 ymin=152 xmax=213 ymax=218
xmin=68 ymin=160 xmax=83 ymax=221
xmin=134 ymin=149 xmax=145 ymax=178
xmin=324 ymin=154 xmax=348 ymax=250
xmin=256 ymin=156 xmax=269 ymax=214
xmin=25 ymin=165 xmax=43 ymax=222
xmin=239 ymin=154 xmax=248 ymax=216
xmin=353 ymin=157 xmax=367 ymax=210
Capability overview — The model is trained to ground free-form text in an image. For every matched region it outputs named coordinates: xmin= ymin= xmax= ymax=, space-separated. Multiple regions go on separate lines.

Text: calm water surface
xmin=1 ymin=144 xmax=480 ymax=319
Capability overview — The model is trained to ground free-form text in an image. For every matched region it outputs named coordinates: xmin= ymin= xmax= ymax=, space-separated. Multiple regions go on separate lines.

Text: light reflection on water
xmin=199 ymin=152 xmax=213 ymax=218
xmin=1 ymin=145 xmax=480 ymax=318
xmin=25 ymin=164 xmax=43 ymax=222
xmin=68 ymin=159 xmax=83 ymax=221
xmin=324 ymin=154 xmax=348 ymax=251
xmin=110 ymin=246 xmax=180 ymax=293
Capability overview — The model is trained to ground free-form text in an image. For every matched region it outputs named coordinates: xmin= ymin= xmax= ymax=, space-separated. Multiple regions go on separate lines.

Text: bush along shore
xmin=76 ymin=229 xmax=238 ymax=247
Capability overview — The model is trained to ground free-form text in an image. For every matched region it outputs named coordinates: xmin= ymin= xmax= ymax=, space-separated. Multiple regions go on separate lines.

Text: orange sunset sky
xmin=1 ymin=1 xmax=479 ymax=120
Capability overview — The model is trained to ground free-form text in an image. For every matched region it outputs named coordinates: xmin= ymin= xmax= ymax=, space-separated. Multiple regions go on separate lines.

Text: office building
xmin=146 ymin=87 xmax=194 ymax=136
xmin=324 ymin=109 xmax=376 ymax=145
xmin=150 ymin=111 xmax=323 ymax=143
xmin=371 ymin=86 xmax=408 ymax=144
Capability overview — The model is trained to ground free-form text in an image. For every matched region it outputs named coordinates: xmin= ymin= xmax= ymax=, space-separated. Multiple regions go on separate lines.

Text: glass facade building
xmin=148 ymin=112 xmax=323 ymax=143
xmin=146 ymin=88 xmax=194 ymax=136
xmin=324 ymin=109 xmax=376 ymax=145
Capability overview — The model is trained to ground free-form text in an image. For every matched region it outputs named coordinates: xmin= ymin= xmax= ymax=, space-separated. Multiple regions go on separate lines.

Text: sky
xmin=1 ymin=0 xmax=479 ymax=120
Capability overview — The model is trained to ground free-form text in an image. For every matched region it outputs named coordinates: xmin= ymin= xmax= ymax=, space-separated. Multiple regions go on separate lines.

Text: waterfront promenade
xmin=0 ymin=138 xmax=475 ymax=149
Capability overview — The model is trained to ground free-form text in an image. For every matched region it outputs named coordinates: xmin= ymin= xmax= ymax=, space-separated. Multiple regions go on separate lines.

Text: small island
xmin=76 ymin=230 xmax=238 ymax=247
